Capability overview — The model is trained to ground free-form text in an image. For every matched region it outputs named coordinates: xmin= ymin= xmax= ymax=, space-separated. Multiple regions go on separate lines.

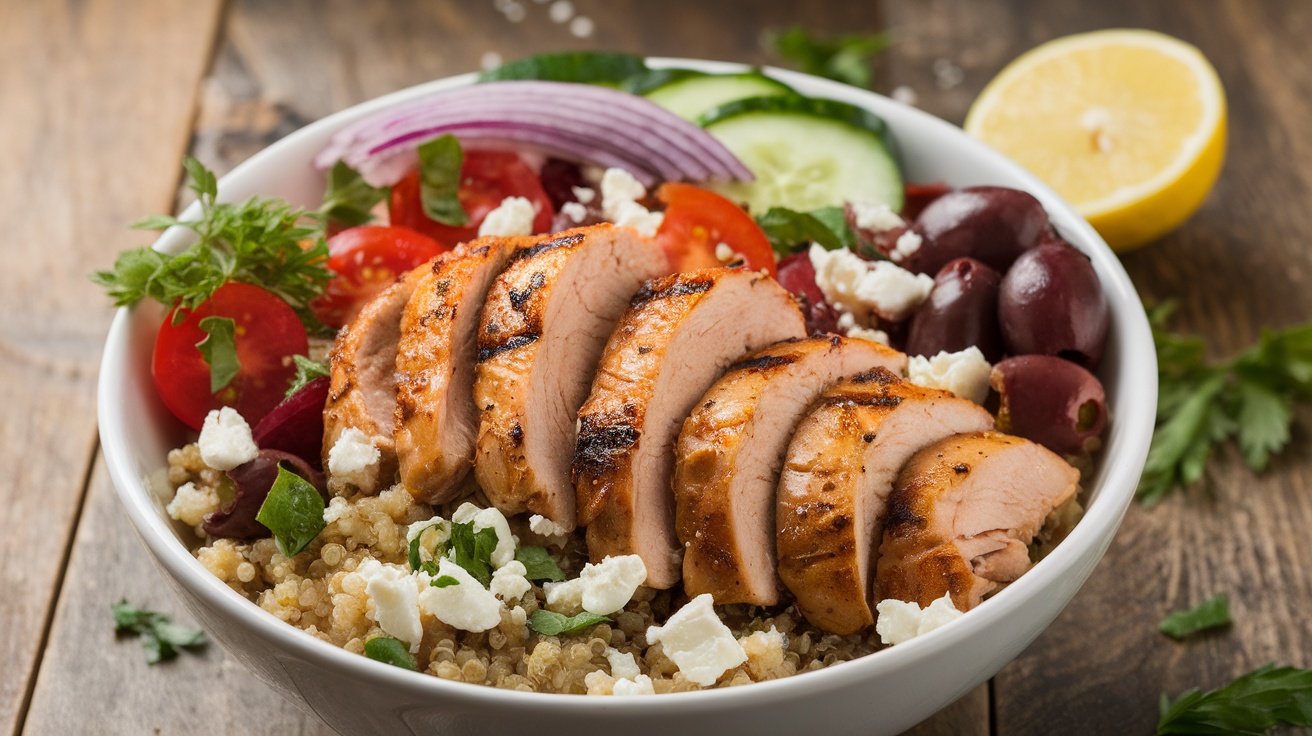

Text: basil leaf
xmin=196 ymin=316 xmax=241 ymax=393
xmin=320 ymin=161 xmax=389 ymax=228
xmin=526 ymin=610 xmax=611 ymax=636
xmin=514 ymin=546 xmax=565 ymax=582
xmin=112 ymin=599 xmax=207 ymax=665
xmin=364 ymin=636 xmax=417 ymax=671
xmin=755 ymin=206 xmax=853 ymax=255
xmin=1159 ymin=593 xmax=1231 ymax=640
xmin=431 ymin=575 xmax=460 ymax=588
xmin=448 ymin=520 xmax=499 ymax=587
xmin=417 ymin=135 xmax=468 ymax=226
xmin=1157 ymin=663 xmax=1312 ymax=734
xmin=285 ymin=354 xmax=330 ymax=399
xmin=255 ymin=465 xmax=326 ymax=557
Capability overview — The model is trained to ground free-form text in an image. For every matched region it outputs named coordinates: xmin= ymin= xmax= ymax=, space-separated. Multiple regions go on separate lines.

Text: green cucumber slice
xmin=699 ymin=95 xmax=903 ymax=214
xmin=625 ymin=69 xmax=795 ymax=121
xmin=478 ymin=52 xmax=648 ymax=85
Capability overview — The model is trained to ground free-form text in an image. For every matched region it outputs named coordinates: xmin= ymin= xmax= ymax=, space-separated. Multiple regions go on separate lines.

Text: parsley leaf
xmin=363 ymin=636 xmax=417 ymax=670
xmin=285 ymin=355 xmax=330 ymax=399
xmin=1139 ymin=304 xmax=1312 ymax=505
xmin=320 ymin=161 xmax=389 ymax=229
xmin=196 ymin=316 xmax=241 ymax=393
xmin=448 ymin=520 xmax=499 ymax=587
xmin=417 ymin=135 xmax=468 ymax=226
xmin=765 ymin=27 xmax=890 ymax=89
xmin=1157 ymin=663 xmax=1312 ymax=735
xmin=755 ymin=206 xmax=854 ymax=256
xmin=112 ymin=599 xmax=206 ymax=664
xmin=431 ymin=575 xmax=460 ymax=588
xmin=514 ymin=546 xmax=565 ymax=582
xmin=254 ymin=465 xmax=326 ymax=557
xmin=526 ymin=610 xmax=611 ymax=636
xmin=1159 ymin=593 xmax=1232 ymax=640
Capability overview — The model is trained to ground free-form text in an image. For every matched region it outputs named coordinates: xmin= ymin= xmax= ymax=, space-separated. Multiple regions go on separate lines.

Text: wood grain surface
xmin=8 ymin=0 xmax=1312 ymax=734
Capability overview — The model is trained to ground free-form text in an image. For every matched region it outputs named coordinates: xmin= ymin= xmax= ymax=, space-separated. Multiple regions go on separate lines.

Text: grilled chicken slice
xmin=322 ymin=266 xmax=428 ymax=494
xmin=576 ymin=268 xmax=806 ymax=589
xmin=394 ymin=235 xmax=538 ymax=504
xmin=876 ymin=430 xmax=1079 ymax=612
xmin=474 ymin=225 xmax=669 ymax=530
xmin=776 ymin=369 xmax=994 ymax=634
xmin=675 ymin=337 xmax=907 ymax=606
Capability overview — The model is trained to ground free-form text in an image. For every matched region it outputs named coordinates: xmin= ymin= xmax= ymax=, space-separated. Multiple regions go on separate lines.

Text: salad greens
xmin=1159 ymin=593 xmax=1231 ymax=640
xmin=407 ymin=518 xmax=501 ymax=587
xmin=514 ymin=546 xmax=566 ymax=582
xmin=417 ymin=134 xmax=468 ymax=226
xmin=112 ymin=600 xmax=207 ymax=664
xmin=254 ymin=465 xmax=327 ymax=557
xmin=756 ymin=206 xmax=855 ymax=255
xmin=285 ymin=355 xmax=330 ymax=399
xmin=196 ymin=316 xmax=241 ymax=393
xmin=320 ymin=160 xmax=390 ymax=229
xmin=364 ymin=636 xmax=418 ymax=670
xmin=526 ymin=610 xmax=611 ymax=636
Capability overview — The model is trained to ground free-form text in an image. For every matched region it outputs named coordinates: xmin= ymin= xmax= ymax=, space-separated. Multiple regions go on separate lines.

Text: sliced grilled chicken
xmin=776 ymin=369 xmax=994 ymax=634
xmin=394 ymin=235 xmax=538 ymax=504
xmin=675 ymin=337 xmax=907 ymax=606
xmin=322 ymin=266 xmax=428 ymax=494
xmin=474 ymin=225 xmax=669 ymax=530
xmin=876 ymin=430 xmax=1079 ymax=612
xmin=576 ymin=268 xmax=806 ymax=589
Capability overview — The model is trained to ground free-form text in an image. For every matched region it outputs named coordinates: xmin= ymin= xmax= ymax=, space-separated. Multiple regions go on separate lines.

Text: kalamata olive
xmin=991 ymin=355 xmax=1107 ymax=456
xmin=900 ymin=181 xmax=951 ymax=221
xmin=901 ymin=186 xmax=1049 ymax=275
xmin=776 ymin=252 xmax=839 ymax=334
xmin=905 ymin=257 xmax=1004 ymax=361
xmin=998 ymin=241 xmax=1109 ymax=367
xmin=203 ymin=450 xmax=327 ymax=539
xmin=252 ymin=376 xmax=330 ymax=470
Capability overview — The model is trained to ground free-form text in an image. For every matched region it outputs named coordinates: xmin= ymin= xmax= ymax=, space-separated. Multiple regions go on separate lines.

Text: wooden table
xmin=5 ymin=0 xmax=1310 ymax=733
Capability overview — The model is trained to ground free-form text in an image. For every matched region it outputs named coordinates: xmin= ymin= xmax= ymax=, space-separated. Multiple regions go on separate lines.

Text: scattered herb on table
xmin=112 ymin=599 xmax=206 ymax=664
xmin=254 ymin=465 xmax=327 ymax=557
xmin=1156 ymin=663 xmax=1312 ymax=735
xmin=1138 ymin=303 xmax=1312 ymax=505
xmin=514 ymin=545 xmax=565 ymax=582
xmin=1159 ymin=593 xmax=1232 ymax=640
xmin=364 ymin=636 xmax=418 ymax=670
xmin=764 ymin=26 xmax=891 ymax=89
xmin=526 ymin=610 xmax=611 ymax=636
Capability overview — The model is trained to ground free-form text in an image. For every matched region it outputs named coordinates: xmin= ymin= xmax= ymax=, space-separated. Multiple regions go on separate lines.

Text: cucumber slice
xmin=478 ymin=52 xmax=648 ymax=85
xmin=624 ymin=69 xmax=795 ymax=121
xmin=699 ymin=95 xmax=903 ymax=214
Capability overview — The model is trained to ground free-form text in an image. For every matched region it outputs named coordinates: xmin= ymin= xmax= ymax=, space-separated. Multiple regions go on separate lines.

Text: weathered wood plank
xmin=0 ymin=0 xmax=223 ymax=733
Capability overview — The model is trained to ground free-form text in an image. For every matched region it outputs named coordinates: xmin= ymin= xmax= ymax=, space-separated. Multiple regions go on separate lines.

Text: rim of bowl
xmin=98 ymin=57 xmax=1157 ymax=711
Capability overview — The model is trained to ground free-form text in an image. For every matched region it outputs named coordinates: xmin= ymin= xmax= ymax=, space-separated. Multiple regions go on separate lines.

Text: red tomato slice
xmin=653 ymin=182 xmax=777 ymax=277
xmin=153 ymin=282 xmax=309 ymax=430
xmin=389 ymin=149 xmax=554 ymax=248
xmin=311 ymin=225 xmax=446 ymax=329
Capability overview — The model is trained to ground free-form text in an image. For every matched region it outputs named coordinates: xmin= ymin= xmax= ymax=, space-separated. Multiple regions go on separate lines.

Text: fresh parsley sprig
xmin=765 ymin=27 xmax=891 ymax=89
xmin=1157 ymin=663 xmax=1312 ymax=735
xmin=1138 ymin=303 xmax=1312 ymax=505
xmin=112 ymin=599 xmax=207 ymax=664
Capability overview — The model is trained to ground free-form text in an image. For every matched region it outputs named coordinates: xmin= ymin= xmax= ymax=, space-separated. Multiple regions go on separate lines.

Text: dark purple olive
xmin=776 ymin=252 xmax=839 ymax=334
xmin=902 ymin=186 xmax=1049 ymax=275
xmin=252 ymin=376 xmax=330 ymax=470
xmin=998 ymin=241 xmax=1109 ymax=368
xmin=203 ymin=450 xmax=327 ymax=539
xmin=991 ymin=355 xmax=1107 ymax=456
xmin=905 ymin=257 xmax=1004 ymax=362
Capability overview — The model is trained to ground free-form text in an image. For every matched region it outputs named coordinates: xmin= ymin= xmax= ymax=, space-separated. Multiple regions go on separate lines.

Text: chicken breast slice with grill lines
xmin=776 ymin=368 xmax=994 ymax=634
xmin=675 ymin=336 xmax=907 ymax=606
xmin=322 ymin=265 xmax=429 ymax=495
xmin=876 ymin=430 xmax=1079 ymax=613
xmin=394 ymin=235 xmax=539 ymax=504
xmin=575 ymin=268 xmax=807 ymax=589
xmin=474 ymin=224 xmax=670 ymax=531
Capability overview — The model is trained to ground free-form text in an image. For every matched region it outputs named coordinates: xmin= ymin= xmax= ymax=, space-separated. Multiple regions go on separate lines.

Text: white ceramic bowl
xmin=99 ymin=59 xmax=1156 ymax=735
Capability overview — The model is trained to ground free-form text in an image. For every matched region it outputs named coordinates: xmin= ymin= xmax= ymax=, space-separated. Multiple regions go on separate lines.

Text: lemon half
xmin=964 ymin=29 xmax=1226 ymax=252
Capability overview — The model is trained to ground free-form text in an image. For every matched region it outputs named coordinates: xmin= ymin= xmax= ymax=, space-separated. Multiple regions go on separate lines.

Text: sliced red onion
xmin=252 ymin=376 xmax=330 ymax=471
xmin=315 ymin=81 xmax=753 ymax=188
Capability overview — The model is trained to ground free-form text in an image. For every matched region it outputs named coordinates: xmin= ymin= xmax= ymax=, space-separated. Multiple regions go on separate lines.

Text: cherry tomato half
xmin=389 ymin=150 xmax=554 ymax=248
xmin=153 ymin=282 xmax=309 ymax=430
xmin=311 ymin=225 xmax=446 ymax=329
xmin=653 ymin=182 xmax=777 ymax=277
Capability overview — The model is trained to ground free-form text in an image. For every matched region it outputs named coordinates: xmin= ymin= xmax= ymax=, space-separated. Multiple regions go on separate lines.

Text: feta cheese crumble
xmin=528 ymin=513 xmax=570 ymax=547
xmin=875 ymin=593 xmax=963 ymax=645
xmin=478 ymin=196 xmax=537 ymax=237
xmin=197 ymin=407 xmax=258 ymax=471
xmin=327 ymin=427 xmax=381 ymax=492
xmin=451 ymin=502 xmax=517 ymax=569
xmin=166 ymin=481 xmax=219 ymax=527
xmin=560 ymin=201 xmax=588 ymax=224
xmin=490 ymin=559 xmax=532 ymax=602
xmin=808 ymin=244 xmax=934 ymax=323
xmin=889 ymin=230 xmax=924 ymax=263
xmin=606 ymin=647 xmax=641 ymax=680
xmin=355 ymin=559 xmax=423 ymax=651
xmin=417 ymin=558 xmax=504 ymax=632
xmin=645 ymin=594 xmax=747 ymax=686
xmin=850 ymin=201 xmax=904 ymax=233
xmin=612 ymin=674 xmax=655 ymax=695
xmin=906 ymin=346 xmax=992 ymax=404
xmin=837 ymin=311 xmax=890 ymax=345
xmin=544 ymin=554 xmax=647 ymax=615
xmin=571 ymin=185 xmax=596 ymax=204
xmin=600 ymin=168 xmax=663 ymax=236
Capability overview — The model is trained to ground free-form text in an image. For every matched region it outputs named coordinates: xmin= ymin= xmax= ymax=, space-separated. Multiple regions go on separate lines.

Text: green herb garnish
xmin=514 ymin=545 xmax=566 ymax=582
xmin=92 ymin=156 xmax=331 ymax=332
xmin=1139 ymin=303 xmax=1312 ymax=505
xmin=448 ymin=520 xmax=500 ymax=587
xmin=755 ymin=206 xmax=855 ymax=256
xmin=765 ymin=27 xmax=891 ymax=89
xmin=285 ymin=354 xmax=330 ymax=399
xmin=431 ymin=575 xmax=460 ymax=588
xmin=254 ymin=465 xmax=326 ymax=557
xmin=1157 ymin=663 xmax=1312 ymax=735
xmin=112 ymin=599 xmax=207 ymax=664
xmin=195 ymin=316 xmax=241 ymax=393
xmin=320 ymin=161 xmax=389 ymax=229
xmin=526 ymin=609 xmax=611 ymax=636
xmin=417 ymin=135 xmax=468 ymax=226
xmin=363 ymin=636 xmax=417 ymax=670
xmin=1159 ymin=593 xmax=1231 ymax=640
